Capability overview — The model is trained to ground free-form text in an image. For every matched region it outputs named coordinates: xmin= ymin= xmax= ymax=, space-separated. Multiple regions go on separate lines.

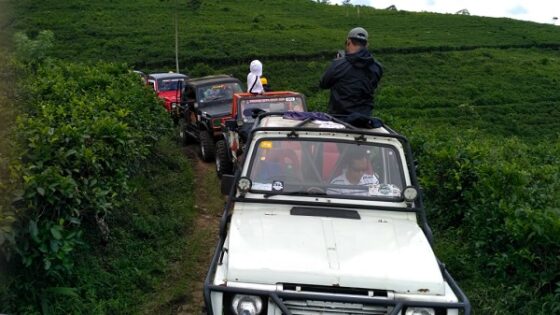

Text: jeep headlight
xmin=171 ymin=102 xmax=177 ymax=109
xmin=405 ymin=307 xmax=435 ymax=315
xmin=403 ymin=186 xmax=418 ymax=202
xmin=232 ymin=294 xmax=263 ymax=315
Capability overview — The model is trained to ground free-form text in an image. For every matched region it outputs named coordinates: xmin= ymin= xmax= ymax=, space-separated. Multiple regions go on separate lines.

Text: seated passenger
xmin=328 ymin=148 xmax=379 ymax=196
xmin=251 ymin=146 xmax=301 ymax=192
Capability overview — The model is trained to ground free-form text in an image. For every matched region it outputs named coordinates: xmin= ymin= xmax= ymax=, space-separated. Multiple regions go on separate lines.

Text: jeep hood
xmin=199 ymin=101 xmax=232 ymax=117
xmin=226 ymin=205 xmax=445 ymax=295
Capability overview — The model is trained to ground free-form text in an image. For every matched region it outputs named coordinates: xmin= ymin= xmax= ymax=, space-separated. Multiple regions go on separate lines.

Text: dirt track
xmin=176 ymin=144 xmax=224 ymax=315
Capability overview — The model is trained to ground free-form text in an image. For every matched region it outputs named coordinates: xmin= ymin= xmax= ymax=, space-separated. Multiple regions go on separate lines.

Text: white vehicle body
xmin=204 ymin=114 xmax=470 ymax=315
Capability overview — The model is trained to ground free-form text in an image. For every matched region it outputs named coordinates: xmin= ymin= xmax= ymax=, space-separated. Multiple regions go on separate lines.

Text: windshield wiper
xmin=205 ymin=96 xmax=230 ymax=102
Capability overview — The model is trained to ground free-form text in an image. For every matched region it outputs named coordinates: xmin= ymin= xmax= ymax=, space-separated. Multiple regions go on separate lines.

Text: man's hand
xmin=336 ymin=50 xmax=345 ymax=59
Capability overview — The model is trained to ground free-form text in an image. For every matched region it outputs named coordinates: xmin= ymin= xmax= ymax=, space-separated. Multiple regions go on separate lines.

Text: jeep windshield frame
xmin=238 ymin=94 xmax=306 ymax=123
xmin=245 ymin=137 xmax=407 ymax=202
xmin=196 ymin=82 xmax=243 ymax=105
xmin=156 ymin=77 xmax=186 ymax=92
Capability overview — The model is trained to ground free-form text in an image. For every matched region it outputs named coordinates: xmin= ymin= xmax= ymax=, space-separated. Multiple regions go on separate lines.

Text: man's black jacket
xmin=319 ymin=48 xmax=383 ymax=116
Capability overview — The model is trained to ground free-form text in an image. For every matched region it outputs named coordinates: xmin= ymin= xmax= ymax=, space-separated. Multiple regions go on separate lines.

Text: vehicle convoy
xmin=215 ymin=91 xmax=308 ymax=177
xmin=174 ymin=75 xmax=243 ymax=161
xmin=204 ymin=113 xmax=471 ymax=315
xmin=147 ymin=72 xmax=189 ymax=112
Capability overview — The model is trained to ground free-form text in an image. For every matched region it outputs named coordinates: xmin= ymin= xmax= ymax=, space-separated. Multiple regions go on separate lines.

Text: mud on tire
xmin=215 ymin=139 xmax=234 ymax=178
xmin=199 ymin=131 xmax=215 ymax=162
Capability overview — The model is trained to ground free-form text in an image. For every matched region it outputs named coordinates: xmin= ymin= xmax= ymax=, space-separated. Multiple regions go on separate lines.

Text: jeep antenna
xmin=174 ymin=0 xmax=180 ymax=73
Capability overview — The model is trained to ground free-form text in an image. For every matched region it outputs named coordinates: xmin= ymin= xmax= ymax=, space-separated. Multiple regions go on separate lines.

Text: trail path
xmin=176 ymin=145 xmax=224 ymax=315
xmin=178 ymin=146 xmax=223 ymax=314
xmin=140 ymin=143 xmax=224 ymax=315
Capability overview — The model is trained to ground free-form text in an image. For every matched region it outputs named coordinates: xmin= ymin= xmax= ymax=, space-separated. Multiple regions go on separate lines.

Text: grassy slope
xmin=0 ymin=0 xmax=16 ymax=251
xmin=10 ymin=0 xmax=560 ymax=313
xmin=12 ymin=0 xmax=560 ymax=66
xmin=0 ymin=0 xmax=15 ymax=202
xmin=219 ymin=47 xmax=560 ymax=140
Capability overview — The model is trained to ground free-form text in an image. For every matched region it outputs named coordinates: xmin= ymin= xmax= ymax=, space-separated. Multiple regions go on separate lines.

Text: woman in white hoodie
xmin=247 ymin=60 xmax=264 ymax=94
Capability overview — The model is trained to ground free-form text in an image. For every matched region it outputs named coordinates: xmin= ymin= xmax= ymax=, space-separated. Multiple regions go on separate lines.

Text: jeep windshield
xmin=247 ymin=138 xmax=405 ymax=200
xmin=157 ymin=78 xmax=185 ymax=92
xmin=239 ymin=96 xmax=305 ymax=123
xmin=198 ymin=82 xmax=242 ymax=104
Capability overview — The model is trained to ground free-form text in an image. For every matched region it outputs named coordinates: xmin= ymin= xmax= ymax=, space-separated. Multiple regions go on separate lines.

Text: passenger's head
xmin=345 ymin=148 xmax=369 ymax=174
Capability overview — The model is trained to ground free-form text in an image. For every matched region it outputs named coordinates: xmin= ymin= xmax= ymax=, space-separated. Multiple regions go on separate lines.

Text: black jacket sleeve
xmin=319 ymin=59 xmax=343 ymax=89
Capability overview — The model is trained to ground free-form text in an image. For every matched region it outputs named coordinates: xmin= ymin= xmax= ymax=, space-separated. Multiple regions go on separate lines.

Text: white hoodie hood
xmin=247 ymin=60 xmax=264 ymax=94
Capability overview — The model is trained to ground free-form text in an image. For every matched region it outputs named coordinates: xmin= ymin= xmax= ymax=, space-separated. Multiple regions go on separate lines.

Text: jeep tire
xmin=215 ymin=140 xmax=234 ymax=178
xmin=199 ymin=131 xmax=215 ymax=162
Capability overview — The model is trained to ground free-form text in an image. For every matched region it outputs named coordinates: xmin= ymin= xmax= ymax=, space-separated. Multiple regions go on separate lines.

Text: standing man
xmin=319 ymin=27 xmax=383 ymax=116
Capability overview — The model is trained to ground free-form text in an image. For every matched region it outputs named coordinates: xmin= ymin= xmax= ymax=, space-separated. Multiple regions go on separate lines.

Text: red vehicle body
xmin=214 ymin=91 xmax=308 ymax=177
xmin=230 ymin=91 xmax=306 ymax=123
xmin=147 ymin=72 xmax=188 ymax=112
xmin=207 ymin=91 xmax=305 ymax=139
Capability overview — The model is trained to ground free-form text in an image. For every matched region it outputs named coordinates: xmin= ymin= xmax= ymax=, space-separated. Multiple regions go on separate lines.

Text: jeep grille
xmin=283 ymin=299 xmax=389 ymax=315
xmin=280 ymin=284 xmax=391 ymax=315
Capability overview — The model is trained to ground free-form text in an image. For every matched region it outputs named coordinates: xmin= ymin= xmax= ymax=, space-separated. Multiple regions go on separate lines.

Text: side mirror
xmin=220 ymin=174 xmax=235 ymax=195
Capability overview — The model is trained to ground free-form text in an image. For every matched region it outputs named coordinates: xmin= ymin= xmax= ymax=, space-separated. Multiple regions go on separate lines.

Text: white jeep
xmin=204 ymin=113 xmax=471 ymax=315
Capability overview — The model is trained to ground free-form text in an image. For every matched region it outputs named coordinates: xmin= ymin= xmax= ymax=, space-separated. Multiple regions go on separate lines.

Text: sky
xmin=330 ymin=0 xmax=560 ymax=24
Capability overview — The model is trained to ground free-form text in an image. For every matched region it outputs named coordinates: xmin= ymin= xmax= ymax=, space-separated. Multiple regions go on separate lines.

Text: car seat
xmin=251 ymin=147 xmax=300 ymax=182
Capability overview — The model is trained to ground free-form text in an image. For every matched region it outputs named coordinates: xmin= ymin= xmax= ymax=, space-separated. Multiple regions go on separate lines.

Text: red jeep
xmin=147 ymin=72 xmax=188 ymax=112
xmin=215 ymin=91 xmax=307 ymax=177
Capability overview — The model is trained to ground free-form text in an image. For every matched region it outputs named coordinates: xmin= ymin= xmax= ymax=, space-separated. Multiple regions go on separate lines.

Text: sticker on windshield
xmin=368 ymin=184 xmax=401 ymax=197
xmin=272 ymin=181 xmax=284 ymax=192
xmin=247 ymin=98 xmax=281 ymax=103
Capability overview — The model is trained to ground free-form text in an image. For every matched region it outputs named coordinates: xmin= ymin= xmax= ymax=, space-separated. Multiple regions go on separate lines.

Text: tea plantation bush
xmin=12 ymin=0 xmax=560 ymax=67
xmin=399 ymin=125 xmax=560 ymax=313
xmin=2 ymin=59 xmax=174 ymax=311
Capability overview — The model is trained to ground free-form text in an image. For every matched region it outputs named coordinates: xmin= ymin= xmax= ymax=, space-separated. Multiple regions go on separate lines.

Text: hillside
xmin=13 ymin=0 xmax=560 ymax=140
xmin=6 ymin=0 xmax=560 ymax=314
xmin=12 ymin=0 xmax=560 ymax=65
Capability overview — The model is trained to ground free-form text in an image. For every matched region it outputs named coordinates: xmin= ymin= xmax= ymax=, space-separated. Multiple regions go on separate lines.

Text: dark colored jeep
xmin=174 ymin=75 xmax=243 ymax=161
xmin=214 ymin=91 xmax=307 ymax=177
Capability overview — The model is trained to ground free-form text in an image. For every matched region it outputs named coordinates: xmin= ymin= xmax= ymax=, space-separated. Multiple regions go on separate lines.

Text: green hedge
xmin=400 ymin=125 xmax=560 ymax=314
xmin=4 ymin=60 xmax=171 ymax=310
